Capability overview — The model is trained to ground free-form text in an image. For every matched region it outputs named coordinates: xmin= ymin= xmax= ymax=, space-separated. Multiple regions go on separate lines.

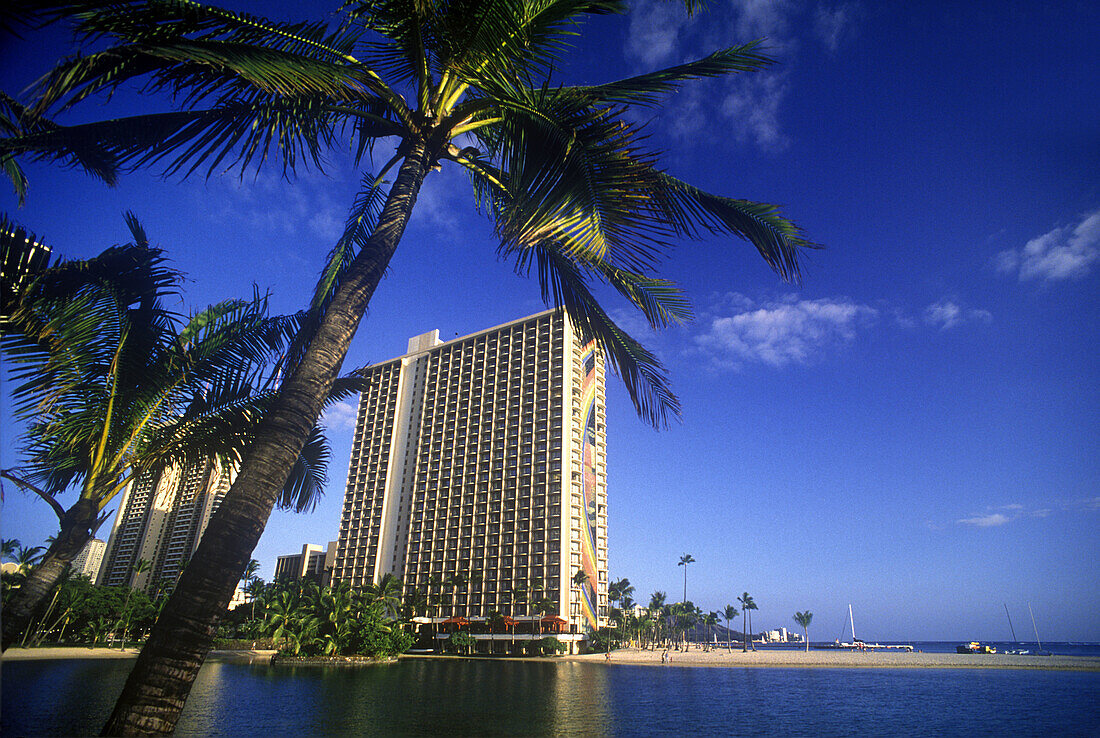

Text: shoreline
xmin=564 ymin=646 xmax=1100 ymax=671
xmin=5 ymin=645 xmax=1098 ymax=671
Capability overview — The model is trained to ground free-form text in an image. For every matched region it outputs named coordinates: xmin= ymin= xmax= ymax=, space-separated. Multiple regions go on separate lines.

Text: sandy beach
xmin=5 ymin=645 xmax=1097 ymax=671
xmin=2 ymin=646 xmax=141 ymax=661
xmin=565 ymin=646 xmax=1100 ymax=671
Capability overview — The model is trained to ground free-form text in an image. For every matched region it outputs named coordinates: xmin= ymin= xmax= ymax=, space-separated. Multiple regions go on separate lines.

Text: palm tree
xmin=793 ymin=610 xmax=813 ymax=652
xmin=466 ymin=570 xmax=483 ymax=617
xmin=5 ymin=2 xmax=811 ymax=730
xmin=12 ymin=544 xmax=45 ymax=574
xmin=0 ymin=220 xmax=348 ymax=651
xmin=648 ymin=591 xmax=667 ymax=648
xmin=119 ymin=558 xmax=152 ymax=646
xmin=722 ymin=604 xmax=739 ymax=653
xmin=705 ymin=611 xmax=719 ymax=649
xmin=1 ymin=539 xmax=21 ymax=561
xmin=737 ymin=592 xmax=758 ymax=651
xmin=571 ymin=569 xmax=591 ymax=634
xmin=677 ymin=554 xmax=695 ymax=603
xmin=737 ymin=592 xmax=752 ymax=652
xmin=369 ymin=573 xmax=403 ymax=620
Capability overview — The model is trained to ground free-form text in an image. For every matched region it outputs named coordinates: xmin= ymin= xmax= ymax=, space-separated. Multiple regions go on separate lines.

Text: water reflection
xmin=6 ymin=657 xmax=1097 ymax=737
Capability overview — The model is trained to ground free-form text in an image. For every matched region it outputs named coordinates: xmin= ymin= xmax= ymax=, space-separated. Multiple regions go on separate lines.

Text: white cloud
xmin=408 ymin=165 xmax=470 ymax=232
xmin=814 ymin=3 xmax=859 ymax=52
xmin=694 ymin=293 xmax=877 ymax=368
xmin=996 ymin=209 xmax=1100 ymax=282
xmin=958 ymin=513 xmax=1011 ymax=528
xmin=623 ymin=0 xmax=821 ymax=153
xmin=722 ymin=73 xmax=791 ymax=152
xmin=625 ymin=0 xmax=690 ymax=66
xmin=956 ymin=502 xmax=1072 ymax=528
xmin=321 ymin=400 xmax=358 ymax=431
xmin=732 ymin=0 xmax=796 ymax=43
xmin=923 ymin=299 xmax=993 ymax=330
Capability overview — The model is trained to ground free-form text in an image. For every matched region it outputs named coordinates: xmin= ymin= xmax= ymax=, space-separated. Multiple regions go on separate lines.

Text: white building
xmin=274 ymin=542 xmax=337 ymax=583
xmin=333 ymin=311 xmax=609 ymax=647
xmin=70 ymin=538 xmax=107 ymax=581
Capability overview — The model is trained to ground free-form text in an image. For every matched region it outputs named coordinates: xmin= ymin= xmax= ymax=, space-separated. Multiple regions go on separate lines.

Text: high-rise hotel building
xmin=333 ymin=310 xmax=608 ymax=632
xmin=99 ymin=460 xmax=233 ymax=593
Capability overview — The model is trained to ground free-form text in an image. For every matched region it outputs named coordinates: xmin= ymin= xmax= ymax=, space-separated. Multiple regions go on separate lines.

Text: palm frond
xmin=280 ymin=175 xmax=385 ymax=375
xmin=561 ymin=42 xmax=773 ymax=108
xmin=655 ymin=173 xmax=816 ymax=282
xmin=0 ymin=91 xmax=120 ymax=187
xmin=4 ymin=99 xmax=345 ymax=180
xmin=473 ymin=87 xmax=675 ymax=272
xmin=278 ymin=424 xmax=329 ymax=513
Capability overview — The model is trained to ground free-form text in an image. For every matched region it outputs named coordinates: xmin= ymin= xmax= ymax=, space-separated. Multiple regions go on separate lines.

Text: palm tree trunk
xmin=101 ymin=142 xmax=435 ymax=736
xmin=742 ymin=610 xmax=748 ymax=652
xmin=2 ymin=497 xmax=98 ymax=651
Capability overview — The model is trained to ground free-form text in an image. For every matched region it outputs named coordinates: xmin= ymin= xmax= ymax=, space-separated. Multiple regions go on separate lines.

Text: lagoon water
xmin=4 ymin=656 xmax=1099 ymax=736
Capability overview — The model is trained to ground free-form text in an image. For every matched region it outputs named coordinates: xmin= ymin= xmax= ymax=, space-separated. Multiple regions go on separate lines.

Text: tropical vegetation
xmin=1 ymin=1 xmax=811 ymax=730
xmin=0 ymin=216 xmax=356 ymax=651
xmin=793 ymin=610 xmax=813 ymax=652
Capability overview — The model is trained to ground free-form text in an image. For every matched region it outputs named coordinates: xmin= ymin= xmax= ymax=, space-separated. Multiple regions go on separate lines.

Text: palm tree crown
xmin=1 ymin=1 xmax=813 ymax=731
xmin=4 ymin=0 xmax=812 ymax=429
xmin=0 ymin=215 xmax=352 ymax=650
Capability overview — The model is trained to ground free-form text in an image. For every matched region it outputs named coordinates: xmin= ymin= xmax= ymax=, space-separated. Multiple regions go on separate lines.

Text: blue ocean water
xmin=3 ymin=655 xmax=1099 ymax=737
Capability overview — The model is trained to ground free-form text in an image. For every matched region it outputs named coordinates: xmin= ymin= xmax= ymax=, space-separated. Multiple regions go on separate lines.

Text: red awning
xmin=540 ymin=615 xmax=567 ymax=624
xmin=500 ymin=616 xmax=518 ymax=626
xmin=441 ymin=616 xmax=469 ymax=625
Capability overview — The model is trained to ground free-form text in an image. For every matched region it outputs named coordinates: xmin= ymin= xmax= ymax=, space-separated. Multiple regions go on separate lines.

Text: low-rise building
xmin=274 ymin=542 xmax=337 ymax=584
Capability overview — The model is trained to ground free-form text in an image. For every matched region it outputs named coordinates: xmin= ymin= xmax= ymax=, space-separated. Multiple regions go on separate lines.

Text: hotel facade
xmin=333 ymin=310 xmax=608 ymax=642
xmin=99 ymin=460 xmax=233 ymax=593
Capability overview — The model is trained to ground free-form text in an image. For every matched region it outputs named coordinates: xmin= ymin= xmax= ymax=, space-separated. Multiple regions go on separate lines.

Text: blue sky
xmin=2 ymin=1 xmax=1097 ymax=642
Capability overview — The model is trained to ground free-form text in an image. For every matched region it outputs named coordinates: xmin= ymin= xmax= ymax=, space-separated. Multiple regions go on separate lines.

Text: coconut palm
xmin=737 ymin=592 xmax=758 ymax=651
xmin=737 ymin=592 xmax=752 ymax=652
xmin=0 ymin=539 xmax=22 ymax=561
xmin=722 ymin=604 xmax=739 ymax=653
xmin=705 ymin=611 xmax=719 ymax=649
xmin=368 ymin=572 xmax=403 ymax=620
xmin=465 ymin=570 xmax=483 ymax=617
xmin=0 ymin=220 xmax=349 ymax=651
xmin=118 ymin=558 xmax=151 ymax=646
xmin=571 ymin=569 xmax=591 ymax=633
xmin=534 ymin=596 xmax=555 ymax=638
xmin=648 ymin=591 xmax=667 ymax=647
xmin=12 ymin=544 xmax=45 ymax=573
xmin=4 ymin=2 xmax=811 ymax=730
xmin=793 ymin=610 xmax=813 ymax=652
xmin=677 ymin=554 xmax=695 ymax=603
xmin=241 ymin=559 xmax=261 ymax=589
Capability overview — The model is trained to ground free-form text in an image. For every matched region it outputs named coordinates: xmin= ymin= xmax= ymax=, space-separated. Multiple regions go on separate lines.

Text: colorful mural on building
xmin=577 ymin=341 xmax=599 ymax=631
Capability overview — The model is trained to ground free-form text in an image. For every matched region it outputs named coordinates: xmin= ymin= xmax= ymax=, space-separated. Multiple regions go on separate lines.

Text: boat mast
xmin=1028 ymin=602 xmax=1043 ymax=651
xmin=849 ymin=604 xmax=856 ymax=643
xmin=1003 ymin=603 xmax=1018 ymax=643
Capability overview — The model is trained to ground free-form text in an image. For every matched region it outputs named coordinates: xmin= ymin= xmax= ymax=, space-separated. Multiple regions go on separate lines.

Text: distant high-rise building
xmin=333 ymin=310 xmax=608 ymax=634
xmin=274 ymin=542 xmax=337 ymax=584
xmin=99 ymin=460 xmax=233 ymax=593
xmin=71 ymin=538 xmax=107 ymax=581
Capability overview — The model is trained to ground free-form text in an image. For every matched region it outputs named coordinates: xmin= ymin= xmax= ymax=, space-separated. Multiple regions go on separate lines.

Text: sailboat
xmin=817 ymin=604 xmax=913 ymax=651
xmin=1001 ymin=603 xmax=1052 ymax=656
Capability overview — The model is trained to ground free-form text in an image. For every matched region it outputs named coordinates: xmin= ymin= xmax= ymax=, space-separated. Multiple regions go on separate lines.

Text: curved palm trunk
xmin=102 ymin=142 xmax=435 ymax=736
xmin=2 ymin=497 xmax=99 ymax=650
